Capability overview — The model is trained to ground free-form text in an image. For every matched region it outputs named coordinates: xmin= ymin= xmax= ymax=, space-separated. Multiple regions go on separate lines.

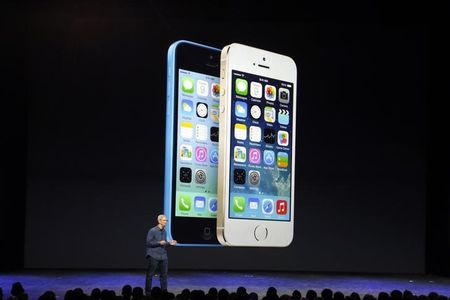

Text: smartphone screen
xmin=175 ymin=69 xmax=220 ymax=218
xmin=228 ymin=70 xmax=294 ymax=221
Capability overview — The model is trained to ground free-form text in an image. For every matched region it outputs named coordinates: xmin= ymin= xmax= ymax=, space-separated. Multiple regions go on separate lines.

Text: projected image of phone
xmin=164 ymin=40 xmax=221 ymax=246
xmin=217 ymin=43 xmax=297 ymax=247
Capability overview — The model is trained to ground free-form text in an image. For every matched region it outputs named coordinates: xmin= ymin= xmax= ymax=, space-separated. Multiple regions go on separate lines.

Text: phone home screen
xmin=175 ymin=69 xmax=220 ymax=218
xmin=229 ymin=70 xmax=293 ymax=221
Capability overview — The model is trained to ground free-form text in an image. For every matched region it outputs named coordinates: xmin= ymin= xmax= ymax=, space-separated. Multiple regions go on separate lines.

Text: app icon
xmin=194 ymin=196 xmax=206 ymax=211
xmin=209 ymin=149 xmax=219 ymax=164
xmin=234 ymin=146 xmax=247 ymax=163
xmin=233 ymin=196 xmax=246 ymax=212
xmin=180 ymin=121 xmax=193 ymax=139
xmin=196 ymin=124 xmax=207 ymax=141
xmin=209 ymin=198 xmax=217 ymax=213
xmin=178 ymin=194 xmax=192 ymax=211
xmin=248 ymin=198 xmax=259 ymax=210
xmin=277 ymin=152 xmax=289 ymax=168
xmin=265 ymin=85 xmax=276 ymax=101
xmin=235 ymin=101 xmax=247 ymax=118
xmin=250 ymin=82 xmax=262 ymax=98
xmin=181 ymin=99 xmax=193 ymax=114
xmin=181 ymin=77 xmax=194 ymax=94
xmin=234 ymin=123 xmax=247 ymax=140
xmin=211 ymin=83 xmax=220 ymax=99
xmin=196 ymin=102 xmax=208 ymax=118
xmin=249 ymin=126 xmax=261 ymax=142
xmin=248 ymin=170 xmax=260 ymax=185
xmin=278 ymin=109 xmax=289 ymax=125
xmin=263 ymin=150 xmax=275 ymax=165
xmin=262 ymin=199 xmax=274 ymax=214
xmin=276 ymin=199 xmax=288 ymax=215
xmin=195 ymin=146 xmax=207 ymax=162
xmin=210 ymin=126 xmax=219 ymax=142
xmin=195 ymin=169 xmax=207 ymax=184
xmin=233 ymin=169 xmax=246 ymax=184
xmin=264 ymin=106 xmax=276 ymax=123
xmin=179 ymin=167 xmax=192 ymax=183
xmin=278 ymin=130 xmax=289 ymax=146
xmin=180 ymin=145 xmax=192 ymax=161
xmin=210 ymin=104 xmax=219 ymax=123
xmin=264 ymin=128 xmax=276 ymax=144
xmin=250 ymin=105 xmax=261 ymax=119
xmin=235 ymin=78 xmax=248 ymax=96
xmin=279 ymin=87 xmax=290 ymax=103
xmin=197 ymin=80 xmax=208 ymax=97
xmin=249 ymin=148 xmax=261 ymax=164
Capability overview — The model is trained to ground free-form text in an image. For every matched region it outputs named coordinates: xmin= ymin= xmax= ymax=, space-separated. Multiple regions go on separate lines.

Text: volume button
xmin=220 ymin=59 xmax=226 ymax=79
xmin=166 ymin=89 xmax=172 ymax=116
xmin=166 ymin=99 xmax=171 ymax=116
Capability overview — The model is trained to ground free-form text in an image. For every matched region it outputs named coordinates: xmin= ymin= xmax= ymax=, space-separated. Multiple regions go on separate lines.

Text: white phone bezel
xmin=217 ymin=43 xmax=297 ymax=247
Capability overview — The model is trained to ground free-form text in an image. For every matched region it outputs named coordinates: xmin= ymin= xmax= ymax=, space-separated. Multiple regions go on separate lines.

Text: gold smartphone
xmin=217 ymin=43 xmax=298 ymax=247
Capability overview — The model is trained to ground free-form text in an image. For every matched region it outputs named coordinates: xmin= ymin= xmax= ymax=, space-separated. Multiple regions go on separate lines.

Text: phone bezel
xmin=165 ymin=40 xmax=221 ymax=246
xmin=218 ymin=43 xmax=297 ymax=247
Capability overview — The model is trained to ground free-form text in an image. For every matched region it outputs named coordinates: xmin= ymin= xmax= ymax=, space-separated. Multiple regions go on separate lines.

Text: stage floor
xmin=1 ymin=271 xmax=450 ymax=299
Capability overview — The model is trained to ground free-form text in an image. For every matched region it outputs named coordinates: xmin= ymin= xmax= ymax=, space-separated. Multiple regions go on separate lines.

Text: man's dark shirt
xmin=146 ymin=225 xmax=168 ymax=260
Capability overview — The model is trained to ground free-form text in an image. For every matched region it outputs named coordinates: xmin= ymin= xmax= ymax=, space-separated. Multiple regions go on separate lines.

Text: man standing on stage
xmin=145 ymin=214 xmax=177 ymax=294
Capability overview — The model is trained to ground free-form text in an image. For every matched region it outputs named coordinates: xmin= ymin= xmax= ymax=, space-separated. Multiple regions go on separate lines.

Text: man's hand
xmin=159 ymin=240 xmax=167 ymax=245
xmin=169 ymin=240 xmax=177 ymax=246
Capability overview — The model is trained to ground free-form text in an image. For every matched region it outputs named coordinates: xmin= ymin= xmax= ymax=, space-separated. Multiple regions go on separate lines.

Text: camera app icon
xmin=279 ymin=88 xmax=290 ymax=104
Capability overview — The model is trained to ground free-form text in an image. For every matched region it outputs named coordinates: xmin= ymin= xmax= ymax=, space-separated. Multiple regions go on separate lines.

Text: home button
xmin=254 ymin=225 xmax=268 ymax=241
xmin=202 ymin=227 xmax=212 ymax=240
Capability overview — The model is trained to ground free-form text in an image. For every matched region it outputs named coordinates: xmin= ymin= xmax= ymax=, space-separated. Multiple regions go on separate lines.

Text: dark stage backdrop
xmin=25 ymin=2 xmax=427 ymax=273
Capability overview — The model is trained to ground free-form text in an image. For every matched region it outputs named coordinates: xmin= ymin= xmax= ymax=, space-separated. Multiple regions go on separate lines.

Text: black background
xmin=2 ymin=1 xmax=448 ymax=274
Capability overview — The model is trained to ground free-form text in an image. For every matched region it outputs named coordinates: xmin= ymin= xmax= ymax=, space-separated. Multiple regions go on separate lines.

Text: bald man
xmin=145 ymin=214 xmax=177 ymax=294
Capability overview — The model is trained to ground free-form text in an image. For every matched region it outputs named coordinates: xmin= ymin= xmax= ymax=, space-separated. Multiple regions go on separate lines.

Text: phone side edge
xmin=286 ymin=54 xmax=297 ymax=247
xmin=217 ymin=45 xmax=233 ymax=246
xmin=163 ymin=41 xmax=180 ymax=243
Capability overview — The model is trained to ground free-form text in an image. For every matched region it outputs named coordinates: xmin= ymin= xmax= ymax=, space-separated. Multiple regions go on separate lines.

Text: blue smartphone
xmin=164 ymin=40 xmax=221 ymax=246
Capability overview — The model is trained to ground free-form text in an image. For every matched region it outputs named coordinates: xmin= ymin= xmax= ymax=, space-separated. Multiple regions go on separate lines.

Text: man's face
xmin=158 ymin=217 xmax=167 ymax=227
